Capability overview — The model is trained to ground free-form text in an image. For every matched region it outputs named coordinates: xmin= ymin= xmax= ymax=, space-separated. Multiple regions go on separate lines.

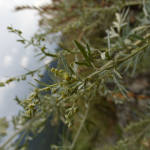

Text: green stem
xmin=0 ymin=115 xmax=40 ymax=149
xmin=69 ymin=103 xmax=90 ymax=150
xmin=19 ymin=34 xmax=58 ymax=58
xmin=88 ymin=42 xmax=149 ymax=81
xmin=14 ymin=128 xmax=28 ymax=149
xmin=119 ymin=44 xmax=149 ymax=63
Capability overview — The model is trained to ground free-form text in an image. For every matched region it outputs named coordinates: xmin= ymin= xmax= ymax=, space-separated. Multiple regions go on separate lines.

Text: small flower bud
xmin=27 ymin=109 xmax=31 ymax=114
xmin=64 ymin=72 xmax=69 ymax=75
xmin=65 ymin=120 xmax=69 ymax=124
xmin=51 ymin=68 xmax=55 ymax=72
xmin=29 ymin=92 xmax=36 ymax=99
xmin=73 ymin=76 xmax=78 ymax=80
xmin=74 ymin=107 xmax=78 ymax=113
xmin=38 ymin=74 xmax=43 ymax=78
xmin=28 ymin=103 xmax=35 ymax=109
xmin=46 ymin=87 xmax=50 ymax=91
xmin=0 ymin=82 xmax=5 ymax=87
xmin=68 ymin=122 xmax=73 ymax=128
xmin=7 ymin=26 xmax=12 ymax=30
xmin=70 ymin=111 xmax=74 ymax=116
xmin=41 ymin=46 xmax=46 ymax=52
xmin=5 ymin=80 xmax=10 ymax=84
xmin=59 ymin=69 xmax=63 ymax=74
xmin=52 ymin=89 xmax=57 ymax=93
xmin=34 ymin=99 xmax=40 ymax=104
xmin=18 ymin=30 xmax=22 ymax=35
xmin=62 ymin=93 xmax=67 ymax=98
xmin=64 ymin=75 xmax=71 ymax=81
xmin=9 ymin=78 xmax=13 ymax=82
xmin=55 ymin=69 xmax=58 ymax=73
xmin=21 ymin=76 xmax=26 ymax=80
xmin=34 ymin=88 xmax=39 ymax=92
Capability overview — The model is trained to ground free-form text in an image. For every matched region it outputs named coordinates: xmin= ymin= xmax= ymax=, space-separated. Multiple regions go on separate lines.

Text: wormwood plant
xmin=1 ymin=0 xmax=150 ymax=149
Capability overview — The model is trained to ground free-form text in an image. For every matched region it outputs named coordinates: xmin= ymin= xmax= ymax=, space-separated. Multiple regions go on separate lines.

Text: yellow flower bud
xmin=64 ymin=75 xmax=71 ymax=81
xmin=34 ymin=88 xmax=39 ymax=92
xmin=52 ymin=89 xmax=57 ymax=93
xmin=74 ymin=107 xmax=78 ymax=113
xmin=62 ymin=93 xmax=67 ymax=98
xmin=59 ymin=69 xmax=63 ymax=74
xmin=46 ymin=87 xmax=50 ymax=91
xmin=34 ymin=99 xmax=40 ymax=104
xmin=28 ymin=104 xmax=35 ymax=109
xmin=27 ymin=109 xmax=31 ymax=114
xmin=68 ymin=122 xmax=73 ymax=128
xmin=51 ymin=68 xmax=55 ymax=72
xmin=55 ymin=69 xmax=58 ymax=73
xmin=73 ymin=76 xmax=78 ymax=80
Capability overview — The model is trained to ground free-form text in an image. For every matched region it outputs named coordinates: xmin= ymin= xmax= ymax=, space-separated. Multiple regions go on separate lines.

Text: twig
xmin=0 ymin=115 xmax=40 ymax=149
xmin=69 ymin=103 xmax=90 ymax=150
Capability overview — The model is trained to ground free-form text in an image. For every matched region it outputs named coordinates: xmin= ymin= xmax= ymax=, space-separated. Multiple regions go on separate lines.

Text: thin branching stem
xmin=0 ymin=115 xmax=40 ymax=149
xmin=70 ymin=103 xmax=90 ymax=150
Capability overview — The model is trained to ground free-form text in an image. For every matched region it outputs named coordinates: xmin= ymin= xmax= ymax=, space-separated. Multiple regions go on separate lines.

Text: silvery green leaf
xmin=60 ymin=52 xmax=72 ymax=76
xmin=74 ymin=54 xmax=78 ymax=72
xmin=86 ymin=43 xmax=91 ymax=57
xmin=78 ymin=83 xmax=84 ymax=90
xmin=143 ymin=7 xmax=148 ymax=17
xmin=131 ymin=53 xmax=140 ymax=77
xmin=75 ymin=62 xmax=91 ymax=67
xmin=114 ymin=69 xmax=122 ymax=78
xmin=121 ymin=7 xmax=130 ymax=23
xmin=130 ymin=34 xmax=146 ymax=42
xmin=34 ymin=79 xmax=50 ymax=86
xmin=124 ymin=57 xmax=133 ymax=72
xmin=27 ymin=82 xmax=38 ymax=89
xmin=101 ymin=52 xmax=106 ymax=60
xmin=74 ymin=40 xmax=92 ymax=66
xmin=85 ymin=101 xmax=88 ymax=108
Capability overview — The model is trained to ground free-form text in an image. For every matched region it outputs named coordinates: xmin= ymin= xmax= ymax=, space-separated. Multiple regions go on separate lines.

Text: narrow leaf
xmin=27 ymin=82 xmax=38 ymax=89
xmin=105 ymin=51 xmax=113 ymax=60
xmin=38 ymin=56 xmax=46 ymax=62
xmin=86 ymin=43 xmax=91 ymax=57
xmin=75 ymin=62 xmax=91 ymax=67
xmin=131 ymin=53 xmax=140 ymax=77
xmin=74 ymin=40 xmax=91 ymax=65
xmin=17 ymin=40 xmax=25 ymax=44
xmin=34 ymin=53 xmax=43 ymax=57
xmin=34 ymin=79 xmax=50 ymax=86
xmin=124 ymin=57 xmax=133 ymax=72
xmin=48 ymin=72 xmax=58 ymax=83
xmin=106 ymin=30 xmax=111 ymax=55
xmin=130 ymin=34 xmax=146 ymax=42
xmin=101 ymin=52 xmax=106 ymax=60
xmin=58 ymin=44 xmax=71 ymax=52
xmin=114 ymin=69 xmax=122 ymax=78
xmin=126 ymin=44 xmax=138 ymax=49
xmin=24 ymin=43 xmax=31 ymax=48
xmin=113 ymin=76 xmax=129 ymax=100
xmin=60 ymin=52 xmax=72 ymax=76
